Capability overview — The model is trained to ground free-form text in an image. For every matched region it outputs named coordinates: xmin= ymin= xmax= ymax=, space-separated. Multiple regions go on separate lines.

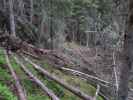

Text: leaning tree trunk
xmin=117 ymin=0 xmax=133 ymax=100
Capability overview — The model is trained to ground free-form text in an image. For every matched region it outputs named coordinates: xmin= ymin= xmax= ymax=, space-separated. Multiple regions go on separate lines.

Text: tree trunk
xmin=5 ymin=51 xmax=27 ymax=100
xmin=30 ymin=0 xmax=33 ymax=24
xmin=18 ymin=0 xmax=24 ymax=17
xmin=118 ymin=0 xmax=133 ymax=100
xmin=38 ymin=0 xmax=46 ymax=47
xmin=49 ymin=0 xmax=54 ymax=50
xmin=3 ymin=0 xmax=7 ymax=9
xmin=9 ymin=0 xmax=16 ymax=36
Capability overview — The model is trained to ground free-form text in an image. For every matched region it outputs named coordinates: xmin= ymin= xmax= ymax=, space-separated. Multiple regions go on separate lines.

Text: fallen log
xmin=60 ymin=67 xmax=111 ymax=86
xmin=60 ymin=67 xmax=113 ymax=100
xmin=33 ymin=57 xmax=113 ymax=100
xmin=39 ymin=60 xmax=112 ymax=100
xmin=14 ymin=56 xmax=60 ymax=100
xmin=4 ymin=50 xmax=27 ymax=100
xmin=22 ymin=56 xmax=93 ymax=100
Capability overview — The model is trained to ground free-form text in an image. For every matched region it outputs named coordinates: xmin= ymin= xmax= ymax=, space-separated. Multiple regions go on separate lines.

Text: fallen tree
xmin=21 ymin=55 xmax=93 ymax=100
xmin=14 ymin=56 xmax=60 ymax=100
xmin=55 ymin=67 xmax=113 ymax=100
xmin=4 ymin=50 xmax=27 ymax=100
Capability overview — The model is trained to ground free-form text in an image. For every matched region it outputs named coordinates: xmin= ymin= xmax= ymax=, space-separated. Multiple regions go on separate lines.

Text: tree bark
xmin=9 ymin=0 xmax=16 ymax=36
xmin=117 ymin=0 xmax=133 ymax=100
xmin=30 ymin=0 xmax=33 ymax=24
xmin=38 ymin=0 xmax=46 ymax=47
xmin=18 ymin=0 xmax=24 ymax=17
xmin=4 ymin=51 xmax=27 ymax=100
xmin=49 ymin=0 xmax=54 ymax=50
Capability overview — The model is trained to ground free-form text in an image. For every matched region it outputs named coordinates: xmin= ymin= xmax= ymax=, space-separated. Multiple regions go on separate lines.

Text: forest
xmin=0 ymin=0 xmax=133 ymax=100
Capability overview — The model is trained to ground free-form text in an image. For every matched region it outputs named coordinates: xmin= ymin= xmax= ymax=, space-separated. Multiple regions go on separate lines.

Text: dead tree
xmin=4 ymin=50 xmax=27 ymax=100
xmin=51 ymin=66 xmax=112 ymax=100
xmin=22 ymin=56 xmax=93 ymax=100
xmin=14 ymin=56 xmax=60 ymax=100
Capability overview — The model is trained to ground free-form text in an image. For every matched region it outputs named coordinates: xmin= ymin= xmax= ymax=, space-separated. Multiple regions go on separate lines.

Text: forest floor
xmin=0 ymin=48 xmax=103 ymax=100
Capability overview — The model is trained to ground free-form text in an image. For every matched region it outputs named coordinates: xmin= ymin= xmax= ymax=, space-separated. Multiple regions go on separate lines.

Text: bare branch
xmin=54 ymin=66 xmax=111 ymax=100
xmin=112 ymin=51 xmax=119 ymax=91
xmin=60 ymin=67 xmax=111 ymax=86
xmin=93 ymin=84 xmax=100 ymax=100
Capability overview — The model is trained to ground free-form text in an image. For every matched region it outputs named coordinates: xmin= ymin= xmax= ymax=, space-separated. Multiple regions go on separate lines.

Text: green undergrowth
xmin=0 ymin=67 xmax=11 ymax=84
xmin=0 ymin=83 xmax=17 ymax=100
xmin=0 ymin=51 xmax=11 ymax=82
xmin=0 ymin=50 xmax=17 ymax=100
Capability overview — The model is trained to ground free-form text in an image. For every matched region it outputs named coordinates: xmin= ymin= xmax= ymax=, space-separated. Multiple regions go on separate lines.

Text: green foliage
xmin=0 ymin=83 xmax=17 ymax=100
xmin=0 ymin=67 xmax=11 ymax=81
xmin=0 ymin=49 xmax=6 ymax=64
xmin=0 ymin=50 xmax=12 ymax=82
xmin=97 ymin=96 xmax=104 ymax=100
